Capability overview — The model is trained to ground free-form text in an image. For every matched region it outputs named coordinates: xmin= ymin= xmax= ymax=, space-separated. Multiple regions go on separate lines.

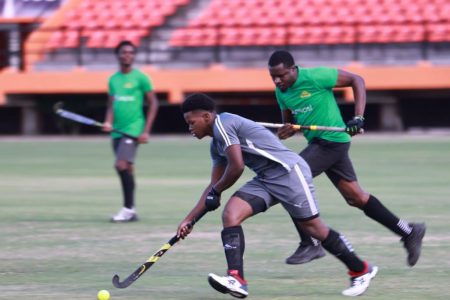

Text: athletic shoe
xmin=208 ymin=270 xmax=248 ymax=299
xmin=342 ymin=264 xmax=378 ymax=297
xmin=401 ymin=223 xmax=426 ymax=266
xmin=111 ymin=207 xmax=138 ymax=223
xmin=285 ymin=243 xmax=326 ymax=265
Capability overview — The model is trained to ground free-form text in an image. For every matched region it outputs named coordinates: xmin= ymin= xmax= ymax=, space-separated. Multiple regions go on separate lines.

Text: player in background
xmin=103 ymin=40 xmax=159 ymax=222
xmin=176 ymin=93 xmax=378 ymax=298
xmin=268 ymin=50 xmax=425 ymax=266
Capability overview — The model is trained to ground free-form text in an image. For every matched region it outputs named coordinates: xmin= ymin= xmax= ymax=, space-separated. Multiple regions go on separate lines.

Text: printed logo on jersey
xmin=124 ymin=82 xmax=134 ymax=89
xmin=300 ymin=90 xmax=312 ymax=98
xmin=114 ymin=95 xmax=134 ymax=102
xmin=292 ymin=104 xmax=313 ymax=115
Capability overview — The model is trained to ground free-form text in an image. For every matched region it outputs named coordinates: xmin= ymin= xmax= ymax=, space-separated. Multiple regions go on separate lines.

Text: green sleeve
xmin=310 ymin=67 xmax=338 ymax=89
xmin=140 ymin=72 xmax=153 ymax=93
xmin=108 ymin=77 xmax=114 ymax=96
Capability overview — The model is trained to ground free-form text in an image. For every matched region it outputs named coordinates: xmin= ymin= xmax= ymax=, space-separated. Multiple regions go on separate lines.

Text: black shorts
xmin=112 ymin=137 xmax=138 ymax=163
xmin=300 ymin=138 xmax=357 ymax=185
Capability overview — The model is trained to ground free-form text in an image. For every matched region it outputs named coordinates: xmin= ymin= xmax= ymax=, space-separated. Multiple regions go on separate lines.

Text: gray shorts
xmin=112 ymin=137 xmax=138 ymax=163
xmin=234 ymin=162 xmax=320 ymax=221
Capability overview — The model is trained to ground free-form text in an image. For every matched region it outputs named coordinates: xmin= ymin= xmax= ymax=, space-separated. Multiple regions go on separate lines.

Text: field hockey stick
xmin=112 ymin=209 xmax=208 ymax=289
xmin=257 ymin=122 xmax=364 ymax=133
xmin=53 ymin=102 xmax=137 ymax=139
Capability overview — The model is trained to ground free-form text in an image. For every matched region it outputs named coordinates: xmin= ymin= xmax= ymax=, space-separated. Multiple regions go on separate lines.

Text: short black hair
xmin=268 ymin=50 xmax=295 ymax=68
xmin=115 ymin=40 xmax=136 ymax=55
xmin=181 ymin=93 xmax=216 ymax=113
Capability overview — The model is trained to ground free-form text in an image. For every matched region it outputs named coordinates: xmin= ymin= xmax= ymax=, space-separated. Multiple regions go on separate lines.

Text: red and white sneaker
xmin=342 ymin=262 xmax=378 ymax=296
xmin=208 ymin=270 xmax=248 ymax=298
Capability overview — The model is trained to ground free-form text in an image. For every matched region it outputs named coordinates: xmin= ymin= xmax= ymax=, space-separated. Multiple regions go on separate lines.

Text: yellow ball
xmin=97 ymin=290 xmax=110 ymax=300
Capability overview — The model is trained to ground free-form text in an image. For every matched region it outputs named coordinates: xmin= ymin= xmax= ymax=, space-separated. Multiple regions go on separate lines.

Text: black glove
xmin=205 ymin=187 xmax=221 ymax=211
xmin=346 ymin=116 xmax=364 ymax=136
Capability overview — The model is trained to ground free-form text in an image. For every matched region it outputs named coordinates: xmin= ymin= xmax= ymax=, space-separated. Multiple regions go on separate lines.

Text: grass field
xmin=1 ymin=134 xmax=450 ymax=300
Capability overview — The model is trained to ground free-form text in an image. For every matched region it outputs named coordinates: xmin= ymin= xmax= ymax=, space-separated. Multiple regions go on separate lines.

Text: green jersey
xmin=108 ymin=69 xmax=153 ymax=138
xmin=276 ymin=66 xmax=350 ymax=143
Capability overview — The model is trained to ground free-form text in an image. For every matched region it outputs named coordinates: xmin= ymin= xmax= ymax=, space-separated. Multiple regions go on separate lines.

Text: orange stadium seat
xmin=393 ymin=24 xmax=425 ymax=43
xmin=252 ymin=27 xmax=286 ymax=45
xmin=357 ymin=25 xmax=394 ymax=43
xmin=326 ymin=26 xmax=356 ymax=44
xmin=47 ymin=31 xmax=64 ymax=50
xmin=426 ymin=23 xmax=450 ymax=42
xmin=422 ymin=3 xmax=443 ymax=23
xmin=169 ymin=29 xmax=189 ymax=46
xmin=85 ymin=30 xmax=107 ymax=48
xmin=288 ymin=26 xmax=309 ymax=45
xmin=357 ymin=24 xmax=426 ymax=44
xmin=169 ymin=28 xmax=218 ymax=47
xmin=218 ymin=28 xmax=238 ymax=46
xmin=306 ymin=27 xmax=326 ymax=44
xmin=46 ymin=30 xmax=80 ymax=50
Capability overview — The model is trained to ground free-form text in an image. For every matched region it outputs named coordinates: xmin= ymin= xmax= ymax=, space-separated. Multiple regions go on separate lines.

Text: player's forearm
xmin=104 ymin=97 xmax=114 ymax=124
xmin=143 ymin=109 xmax=157 ymax=134
xmin=104 ymin=110 xmax=112 ymax=123
xmin=143 ymin=95 xmax=159 ymax=133
xmin=186 ymin=195 xmax=209 ymax=221
xmin=213 ymin=164 xmax=244 ymax=193
xmin=352 ymin=76 xmax=366 ymax=117
xmin=103 ymin=112 xmax=114 ymax=132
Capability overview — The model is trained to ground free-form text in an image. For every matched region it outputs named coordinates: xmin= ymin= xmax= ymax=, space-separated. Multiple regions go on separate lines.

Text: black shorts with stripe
xmin=300 ymin=138 xmax=357 ymax=185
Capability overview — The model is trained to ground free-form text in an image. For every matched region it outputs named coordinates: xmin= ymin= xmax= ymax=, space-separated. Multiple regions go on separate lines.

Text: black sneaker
xmin=401 ymin=223 xmax=426 ymax=266
xmin=285 ymin=243 xmax=326 ymax=265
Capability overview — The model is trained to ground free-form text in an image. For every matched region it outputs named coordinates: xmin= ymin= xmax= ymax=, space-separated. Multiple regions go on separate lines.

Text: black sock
xmin=291 ymin=216 xmax=318 ymax=246
xmin=117 ymin=169 xmax=135 ymax=209
xmin=363 ymin=195 xmax=412 ymax=238
xmin=322 ymin=229 xmax=365 ymax=273
xmin=221 ymin=226 xmax=245 ymax=278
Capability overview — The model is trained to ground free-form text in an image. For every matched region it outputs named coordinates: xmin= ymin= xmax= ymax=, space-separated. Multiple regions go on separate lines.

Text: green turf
xmin=1 ymin=135 xmax=449 ymax=300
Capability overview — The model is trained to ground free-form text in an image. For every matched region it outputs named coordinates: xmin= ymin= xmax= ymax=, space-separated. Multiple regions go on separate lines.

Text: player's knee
xmin=222 ymin=208 xmax=242 ymax=227
xmin=344 ymin=194 xmax=367 ymax=208
xmin=115 ymin=160 xmax=128 ymax=171
xmin=299 ymin=217 xmax=328 ymax=240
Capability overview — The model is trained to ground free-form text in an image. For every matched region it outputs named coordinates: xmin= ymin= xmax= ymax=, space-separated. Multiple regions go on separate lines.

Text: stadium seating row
xmin=189 ymin=0 xmax=450 ymax=27
xmin=42 ymin=0 xmax=450 ymax=51
xmin=46 ymin=29 xmax=149 ymax=49
xmin=170 ymin=24 xmax=450 ymax=46
xmin=46 ymin=0 xmax=190 ymax=49
xmin=169 ymin=0 xmax=450 ymax=47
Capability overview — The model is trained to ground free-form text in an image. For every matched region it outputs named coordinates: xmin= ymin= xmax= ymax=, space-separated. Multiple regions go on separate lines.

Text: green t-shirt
xmin=276 ymin=66 xmax=350 ymax=143
xmin=108 ymin=69 xmax=153 ymax=138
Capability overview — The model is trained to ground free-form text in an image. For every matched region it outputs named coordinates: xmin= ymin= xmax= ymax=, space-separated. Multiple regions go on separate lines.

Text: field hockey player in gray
xmin=176 ymin=93 xmax=377 ymax=298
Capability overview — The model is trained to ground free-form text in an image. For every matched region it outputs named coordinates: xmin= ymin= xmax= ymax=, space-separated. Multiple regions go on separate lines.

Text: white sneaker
xmin=342 ymin=264 xmax=378 ymax=297
xmin=208 ymin=272 xmax=248 ymax=298
xmin=111 ymin=207 xmax=138 ymax=222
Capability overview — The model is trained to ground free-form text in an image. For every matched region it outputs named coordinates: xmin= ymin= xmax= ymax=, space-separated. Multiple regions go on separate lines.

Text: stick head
xmin=53 ymin=102 xmax=64 ymax=114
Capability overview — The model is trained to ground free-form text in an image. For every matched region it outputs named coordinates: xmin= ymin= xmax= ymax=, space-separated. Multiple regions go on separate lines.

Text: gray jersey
xmin=210 ymin=113 xmax=302 ymax=178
